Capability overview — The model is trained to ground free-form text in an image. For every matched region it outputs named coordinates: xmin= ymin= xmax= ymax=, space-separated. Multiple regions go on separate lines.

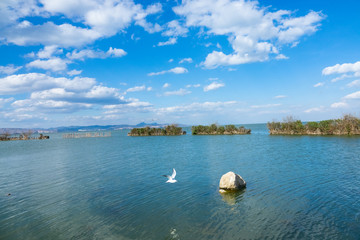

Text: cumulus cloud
xmin=163 ymin=83 xmax=170 ymax=88
xmin=331 ymin=101 xmax=348 ymax=108
xmin=158 ymin=38 xmax=177 ymax=46
xmin=4 ymin=21 xmax=102 ymax=47
xmin=174 ymin=0 xmax=324 ymax=68
xmin=1 ymin=0 xmax=162 ymax=47
xmin=67 ymin=69 xmax=83 ymax=76
xmin=344 ymin=91 xmax=360 ymax=99
xmin=12 ymin=99 xmax=93 ymax=113
xmin=0 ymin=73 xmax=96 ymax=94
xmin=26 ymin=58 xmax=70 ymax=71
xmin=203 ymin=82 xmax=225 ymax=92
xmin=36 ymin=45 xmax=63 ymax=59
xmin=164 ymin=88 xmax=191 ymax=96
xmin=148 ymin=67 xmax=188 ymax=76
xmin=162 ymin=20 xmax=188 ymax=37
xmin=2 ymin=72 xmax=126 ymax=114
xmin=179 ymin=58 xmax=193 ymax=64
xmin=322 ymin=61 xmax=360 ymax=76
xmin=66 ymin=47 xmax=126 ymax=60
xmin=0 ymin=65 xmax=22 ymax=75
xmin=157 ymin=20 xmax=188 ymax=46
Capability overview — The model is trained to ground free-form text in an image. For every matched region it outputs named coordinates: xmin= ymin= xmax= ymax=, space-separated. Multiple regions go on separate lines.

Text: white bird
xmin=163 ymin=168 xmax=177 ymax=183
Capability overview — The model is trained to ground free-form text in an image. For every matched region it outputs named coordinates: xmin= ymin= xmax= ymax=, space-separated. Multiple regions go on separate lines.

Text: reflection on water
xmin=219 ymin=189 xmax=246 ymax=206
xmin=1 ymin=126 xmax=360 ymax=239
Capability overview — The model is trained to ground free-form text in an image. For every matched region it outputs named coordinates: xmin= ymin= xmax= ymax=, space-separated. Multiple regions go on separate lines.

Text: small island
xmin=127 ymin=124 xmax=186 ymax=136
xmin=267 ymin=115 xmax=360 ymax=135
xmin=191 ymin=124 xmax=251 ymax=135
xmin=0 ymin=131 xmax=49 ymax=141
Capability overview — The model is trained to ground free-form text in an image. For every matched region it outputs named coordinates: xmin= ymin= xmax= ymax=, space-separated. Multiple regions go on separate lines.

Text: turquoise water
xmin=1 ymin=124 xmax=360 ymax=239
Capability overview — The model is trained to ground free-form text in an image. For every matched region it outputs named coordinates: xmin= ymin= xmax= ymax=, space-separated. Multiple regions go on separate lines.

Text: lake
xmin=1 ymin=124 xmax=359 ymax=239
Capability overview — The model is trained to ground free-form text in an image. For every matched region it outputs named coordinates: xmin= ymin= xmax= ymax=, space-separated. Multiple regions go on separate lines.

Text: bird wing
xmin=163 ymin=175 xmax=172 ymax=180
xmin=171 ymin=168 xmax=176 ymax=179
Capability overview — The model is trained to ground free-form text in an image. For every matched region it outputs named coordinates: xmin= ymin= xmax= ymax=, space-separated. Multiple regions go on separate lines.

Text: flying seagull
xmin=163 ymin=168 xmax=177 ymax=183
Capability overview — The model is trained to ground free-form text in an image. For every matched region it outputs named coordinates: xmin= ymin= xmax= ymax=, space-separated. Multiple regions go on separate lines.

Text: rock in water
xmin=219 ymin=171 xmax=246 ymax=190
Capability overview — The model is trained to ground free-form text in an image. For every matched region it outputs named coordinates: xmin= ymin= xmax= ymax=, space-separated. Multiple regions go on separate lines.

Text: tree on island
xmin=191 ymin=124 xmax=251 ymax=135
xmin=267 ymin=114 xmax=360 ymax=135
xmin=128 ymin=124 xmax=185 ymax=136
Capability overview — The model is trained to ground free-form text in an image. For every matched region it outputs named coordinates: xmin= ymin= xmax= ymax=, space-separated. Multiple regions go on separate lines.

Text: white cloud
xmin=37 ymin=45 xmax=63 ymax=59
xmin=0 ymin=73 xmax=96 ymax=94
xmin=275 ymin=54 xmax=289 ymax=60
xmin=158 ymin=38 xmax=177 ymax=46
xmin=4 ymin=22 xmax=102 ymax=47
xmin=344 ymin=91 xmax=360 ymax=99
xmin=251 ymin=103 xmax=281 ymax=109
xmin=304 ymin=106 xmax=325 ymax=113
xmin=186 ymin=84 xmax=201 ymax=88
xmin=179 ymin=58 xmax=193 ymax=64
xmin=164 ymin=88 xmax=191 ymax=96
xmin=148 ymin=67 xmax=188 ymax=76
xmin=157 ymin=101 xmax=237 ymax=113
xmin=147 ymin=87 xmax=153 ymax=91
xmin=66 ymin=47 xmax=126 ymax=60
xmin=163 ymin=83 xmax=170 ymax=88
xmin=0 ymin=0 xmax=42 ymax=28
xmin=168 ymin=59 xmax=174 ymax=63
xmin=158 ymin=20 xmax=188 ymax=46
xmin=2 ymin=1 xmax=162 ymax=47
xmin=103 ymin=99 xmax=153 ymax=114
xmin=331 ymin=101 xmax=348 ymax=108
xmin=0 ymin=65 xmax=22 ymax=75
xmin=314 ymin=82 xmax=325 ymax=87
xmin=162 ymin=20 xmax=188 ymax=37
xmin=67 ymin=69 xmax=83 ymax=76
xmin=12 ymin=99 xmax=93 ymax=113
xmin=0 ymin=97 xmax=14 ymax=107
xmin=347 ymin=80 xmax=360 ymax=88
xmin=331 ymin=74 xmax=352 ymax=83
xmin=106 ymin=47 xmax=127 ymax=57
xmin=26 ymin=58 xmax=70 ymax=72
xmin=322 ymin=61 xmax=360 ymax=76
xmin=203 ymin=82 xmax=225 ymax=92
xmin=126 ymin=85 xmax=146 ymax=93
xmin=274 ymin=95 xmax=287 ymax=99
xmin=174 ymin=0 xmax=324 ymax=68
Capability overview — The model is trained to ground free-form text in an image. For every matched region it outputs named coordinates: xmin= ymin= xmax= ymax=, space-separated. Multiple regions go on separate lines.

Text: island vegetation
xmin=127 ymin=124 xmax=186 ymax=136
xmin=0 ymin=131 xmax=49 ymax=141
xmin=267 ymin=115 xmax=360 ymax=135
xmin=191 ymin=124 xmax=251 ymax=135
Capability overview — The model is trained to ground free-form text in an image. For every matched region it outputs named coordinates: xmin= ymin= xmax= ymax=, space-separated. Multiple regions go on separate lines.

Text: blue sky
xmin=0 ymin=0 xmax=360 ymax=128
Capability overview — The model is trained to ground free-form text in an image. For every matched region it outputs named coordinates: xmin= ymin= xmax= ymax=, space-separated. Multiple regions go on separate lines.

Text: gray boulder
xmin=219 ymin=171 xmax=246 ymax=191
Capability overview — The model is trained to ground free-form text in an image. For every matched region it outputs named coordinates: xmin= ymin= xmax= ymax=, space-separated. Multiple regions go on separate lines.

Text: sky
xmin=0 ymin=0 xmax=360 ymax=128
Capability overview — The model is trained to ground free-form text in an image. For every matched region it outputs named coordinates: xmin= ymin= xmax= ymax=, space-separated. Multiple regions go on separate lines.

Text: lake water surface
xmin=1 ymin=124 xmax=360 ymax=239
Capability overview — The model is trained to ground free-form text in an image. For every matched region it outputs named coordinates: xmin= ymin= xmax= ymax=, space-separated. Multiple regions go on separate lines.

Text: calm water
xmin=1 ymin=124 xmax=360 ymax=239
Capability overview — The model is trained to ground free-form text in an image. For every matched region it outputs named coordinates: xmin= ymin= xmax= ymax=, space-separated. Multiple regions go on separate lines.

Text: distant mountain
xmin=0 ymin=122 xmax=188 ymax=134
